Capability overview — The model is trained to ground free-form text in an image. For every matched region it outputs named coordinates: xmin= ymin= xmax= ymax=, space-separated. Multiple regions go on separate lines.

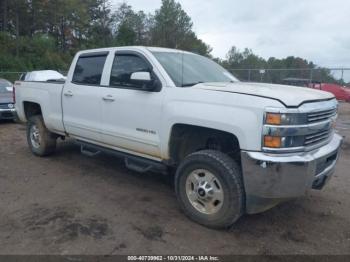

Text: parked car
xmin=309 ymin=82 xmax=350 ymax=102
xmin=15 ymin=46 xmax=342 ymax=228
xmin=0 ymin=78 xmax=16 ymax=120
xmin=19 ymin=70 xmax=66 ymax=82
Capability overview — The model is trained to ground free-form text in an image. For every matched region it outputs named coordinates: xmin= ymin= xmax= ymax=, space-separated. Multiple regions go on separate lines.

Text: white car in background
xmin=20 ymin=70 xmax=66 ymax=82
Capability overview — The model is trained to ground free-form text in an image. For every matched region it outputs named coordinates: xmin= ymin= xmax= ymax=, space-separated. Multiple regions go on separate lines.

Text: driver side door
xmin=100 ymin=51 xmax=164 ymax=159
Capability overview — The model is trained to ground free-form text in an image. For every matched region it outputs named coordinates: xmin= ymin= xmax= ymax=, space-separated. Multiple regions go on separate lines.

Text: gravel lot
xmin=0 ymin=103 xmax=349 ymax=255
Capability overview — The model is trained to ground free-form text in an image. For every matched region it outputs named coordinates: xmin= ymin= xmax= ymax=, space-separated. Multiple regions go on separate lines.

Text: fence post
xmin=309 ymin=68 xmax=313 ymax=83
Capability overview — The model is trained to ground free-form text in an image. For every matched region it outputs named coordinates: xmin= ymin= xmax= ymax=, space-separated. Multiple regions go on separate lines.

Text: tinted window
xmin=72 ymin=55 xmax=107 ymax=85
xmin=110 ymin=54 xmax=151 ymax=88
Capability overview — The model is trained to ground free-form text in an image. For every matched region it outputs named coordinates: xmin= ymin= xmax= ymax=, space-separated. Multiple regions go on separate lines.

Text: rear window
xmin=72 ymin=54 xmax=107 ymax=85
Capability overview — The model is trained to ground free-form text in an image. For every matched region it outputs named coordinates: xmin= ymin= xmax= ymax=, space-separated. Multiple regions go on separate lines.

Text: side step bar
xmin=77 ymin=140 xmax=168 ymax=175
xmin=81 ymin=145 xmax=101 ymax=157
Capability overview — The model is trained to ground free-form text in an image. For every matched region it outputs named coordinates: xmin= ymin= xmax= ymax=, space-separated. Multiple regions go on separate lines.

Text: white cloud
xmin=112 ymin=0 xmax=350 ymax=68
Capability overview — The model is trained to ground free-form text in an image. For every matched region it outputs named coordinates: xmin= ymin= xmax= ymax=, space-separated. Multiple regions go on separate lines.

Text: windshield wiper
xmin=181 ymin=81 xmax=203 ymax=87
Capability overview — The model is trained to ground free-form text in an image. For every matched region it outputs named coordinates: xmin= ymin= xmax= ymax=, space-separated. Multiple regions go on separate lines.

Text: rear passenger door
xmin=62 ymin=52 xmax=108 ymax=142
xmin=99 ymin=51 xmax=164 ymax=159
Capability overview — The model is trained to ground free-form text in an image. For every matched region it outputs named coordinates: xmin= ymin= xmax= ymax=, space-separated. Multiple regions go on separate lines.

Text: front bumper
xmin=0 ymin=108 xmax=16 ymax=120
xmin=241 ymin=133 xmax=343 ymax=214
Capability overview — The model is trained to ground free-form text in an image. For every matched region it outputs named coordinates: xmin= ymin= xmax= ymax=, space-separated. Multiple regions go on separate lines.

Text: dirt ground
xmin=0 ymin=104 xmax=349 ymax=255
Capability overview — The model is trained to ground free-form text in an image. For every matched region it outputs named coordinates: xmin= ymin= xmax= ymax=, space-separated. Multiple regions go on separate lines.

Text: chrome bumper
xmin=241 ymin=133 xmax=343 ymax=214
xmin=0 ymin=108 xmax=16 ymax=119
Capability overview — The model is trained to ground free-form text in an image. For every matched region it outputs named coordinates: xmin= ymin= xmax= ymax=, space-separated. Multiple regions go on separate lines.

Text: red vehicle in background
xmin=309 ymin=83 xmax=350 ymax=102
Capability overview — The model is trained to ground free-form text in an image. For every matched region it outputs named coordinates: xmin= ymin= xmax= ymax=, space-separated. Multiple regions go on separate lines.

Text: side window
xmin=72 ymin=55 xmax=107 ymax=85
xmin=110 ymin=54 xmax=151 ymax=88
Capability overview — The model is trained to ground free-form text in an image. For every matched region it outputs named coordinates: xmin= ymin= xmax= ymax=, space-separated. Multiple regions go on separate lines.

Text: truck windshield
xmin=0 ymin=79 xmax=13 ymax=93
xmin=152 ymin=51 xmax=238 ymax=87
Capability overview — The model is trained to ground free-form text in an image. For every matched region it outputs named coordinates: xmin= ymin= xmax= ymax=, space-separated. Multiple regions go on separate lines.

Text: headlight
xmin=263 ymin=136 xmax=281 ymax=148
xmin=264 ymin=111 xmax=306 ymax=149
xmin=265 ymin=112 xmax=306 ymax=125
xmin=263 ymin=135 xmax=305 ymax=149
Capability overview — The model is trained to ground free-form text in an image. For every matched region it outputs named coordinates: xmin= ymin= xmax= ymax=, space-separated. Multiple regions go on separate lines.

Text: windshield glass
xmin=0 ymin=79 xmax=13 ymax=93
xmin=152 ymin=51 xmax=238 ymax=87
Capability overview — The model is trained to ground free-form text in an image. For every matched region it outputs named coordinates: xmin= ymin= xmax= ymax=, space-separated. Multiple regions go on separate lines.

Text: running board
xmin=125 ymin=158 xmax=153 ymax=173
xmin=80 ymin=145 xmax=101 ymax=157
xmin=76 ymin=140 xmax=168 ymax=175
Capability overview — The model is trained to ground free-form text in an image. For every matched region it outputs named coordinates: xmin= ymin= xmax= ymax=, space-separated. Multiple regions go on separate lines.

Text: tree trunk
xmin=61 ymin=16 xmax=66 ymax=52
xmin=30 ymin=0 xmax=35 ymax=37
xmin=2 ymin=0 xmax=8 ymax=31
xmin=15 ymin=5 xmax=19 ymax=56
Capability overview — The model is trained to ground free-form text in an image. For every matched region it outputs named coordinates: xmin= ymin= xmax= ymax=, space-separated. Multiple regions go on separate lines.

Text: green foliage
xmin=0 ymin=32 xmax=70 ymax=72
xmin=222 ymin=46 xmax=340 ymax=84
xmin=0 ymin=0 xmax=213 ymax=75
xmin=150 ymin=0 xmax=211 ymax=56
xmin=0 ymin=0 xmax=342 ymax=85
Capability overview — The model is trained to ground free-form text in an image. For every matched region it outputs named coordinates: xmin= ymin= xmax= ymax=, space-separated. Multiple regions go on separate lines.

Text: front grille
xmin=304 ymin=129 xmax=331 ymax=146
xmin=0 ymin=112 xmax=14 ymax=118
xmin=0 ymin=104 xmax=9 ymax=109
xmin=307 ymin=108 xmax=337 ymax=123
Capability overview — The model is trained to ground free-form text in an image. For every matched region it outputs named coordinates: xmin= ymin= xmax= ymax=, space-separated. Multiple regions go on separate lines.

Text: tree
xmin=0 ymin=0 xmax=340 ymax=86
xmin=222 ymin=45 xmax=339 ymax=84
xmin=111 ymin=3 xmax=152 ymax=46
xmin=87 ymin=0 xmax=113 ymax=48
xmin=150 ymin=0 xmax=211 ymax=56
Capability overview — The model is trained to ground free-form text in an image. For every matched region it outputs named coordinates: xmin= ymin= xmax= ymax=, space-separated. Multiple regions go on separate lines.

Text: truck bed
xmin=15 ymin=81 xmax=66 ymax=134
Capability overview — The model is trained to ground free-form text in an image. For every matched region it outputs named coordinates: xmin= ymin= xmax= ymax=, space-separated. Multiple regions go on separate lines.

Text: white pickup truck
xmin=15 ymin=46 xmax=343 ymax=228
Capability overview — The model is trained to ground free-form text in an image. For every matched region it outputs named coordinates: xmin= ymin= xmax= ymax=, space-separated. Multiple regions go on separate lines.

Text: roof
xmin=76 ymin=46 xmax=194 ymax=56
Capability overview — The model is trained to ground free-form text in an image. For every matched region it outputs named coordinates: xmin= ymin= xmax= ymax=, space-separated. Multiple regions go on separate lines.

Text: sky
xmin=110 ymin=0 xmax=350 ymax=71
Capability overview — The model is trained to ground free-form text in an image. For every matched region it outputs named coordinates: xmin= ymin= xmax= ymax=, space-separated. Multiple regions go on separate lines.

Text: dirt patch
xmin=21 ymin=206 xmax=111 ymax=243
xmin=341 ymin=140 xmax=350 ymax=152
xmin=280 ymin=230 xmax=307 ymax=243
xmin=132 ymin=225 xmax=165 ymax=242
xmin=138 ymin=196 xmax=153 ymax=202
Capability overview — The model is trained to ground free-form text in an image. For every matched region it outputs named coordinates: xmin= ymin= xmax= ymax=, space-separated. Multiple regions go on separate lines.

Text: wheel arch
xmin=23 ymin=101 xmax=42 ymax=121
xmin=168 ymin=123 xmax=241 ymax=165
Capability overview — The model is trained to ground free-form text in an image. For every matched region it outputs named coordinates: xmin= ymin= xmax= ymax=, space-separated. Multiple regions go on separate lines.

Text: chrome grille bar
xmin=304 ymin=130 xmax=331 ymax=145
xmin=307 ymin=109 xmax=337 ymax=123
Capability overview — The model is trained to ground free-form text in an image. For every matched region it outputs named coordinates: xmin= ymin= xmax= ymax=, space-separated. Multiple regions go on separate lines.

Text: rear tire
xmin=175 ymin=150 xmax=244 ymax=229
xmin=27 ymin=115 xmax=56 ymax=156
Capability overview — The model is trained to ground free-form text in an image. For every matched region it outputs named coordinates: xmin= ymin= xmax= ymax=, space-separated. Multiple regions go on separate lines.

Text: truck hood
xmin=194 ymin=82 xmax=334 ymax=107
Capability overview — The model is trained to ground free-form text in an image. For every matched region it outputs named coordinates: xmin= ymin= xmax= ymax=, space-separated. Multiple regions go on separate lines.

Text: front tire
xmin=175 ymin=150 xmax=244 ymax=229
xmin=27 ymin=115 xmax=57 ymax=156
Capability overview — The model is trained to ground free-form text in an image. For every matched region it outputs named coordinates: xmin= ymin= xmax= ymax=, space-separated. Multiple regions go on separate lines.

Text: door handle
xmin=102 ymin=95 xmax=115 ymax=102
xmin=64 ymin=91 xmax=73 ymax=97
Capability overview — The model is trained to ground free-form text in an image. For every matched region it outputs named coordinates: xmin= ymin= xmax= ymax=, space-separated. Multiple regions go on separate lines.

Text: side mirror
xmin=130 ymin=71 xmax=161 ymax=92
xmin=130 ymin=72 xmax=151 ymax=82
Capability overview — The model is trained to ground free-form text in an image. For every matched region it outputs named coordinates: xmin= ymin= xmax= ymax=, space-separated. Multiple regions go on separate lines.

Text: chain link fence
xmin=228 ymin=68 xmax=350 ymax=86
xmin=1 ymin=68 xmax=350 ymax=87
xmin=0 ymin=72 xmax=25 ymax=83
